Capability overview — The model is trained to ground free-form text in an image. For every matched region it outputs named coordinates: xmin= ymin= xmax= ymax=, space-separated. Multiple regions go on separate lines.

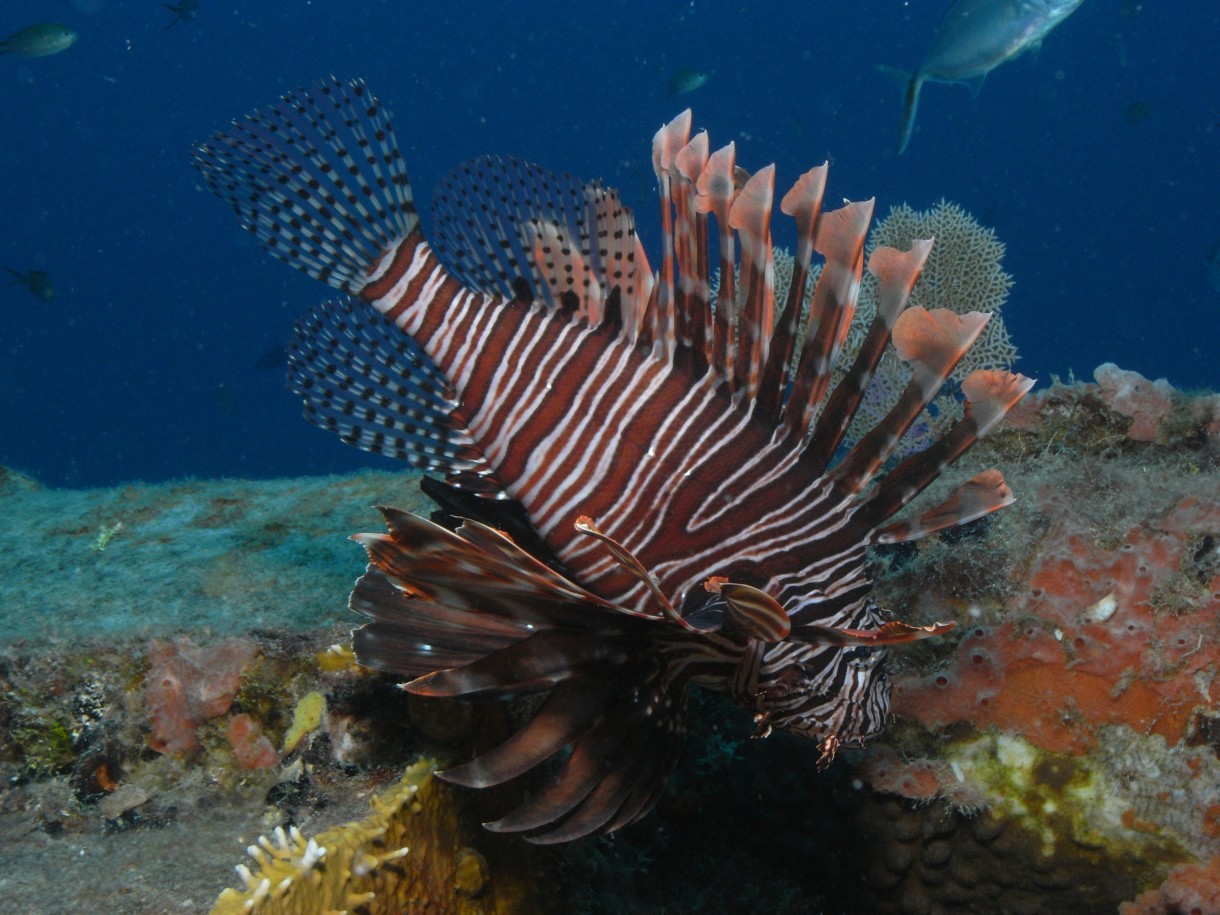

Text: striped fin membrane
xmin=193 ymin=80 xmax=1034 ymax=843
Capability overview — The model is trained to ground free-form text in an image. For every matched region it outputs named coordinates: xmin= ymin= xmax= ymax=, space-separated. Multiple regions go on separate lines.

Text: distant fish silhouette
xmin=255 ymin=342 xmax=288 ymax=371
xmin=1124 ymin=100 xmax=1152 ymax=126
xmin=883 ymin=0 xmax=1085 ymax=154
xmin=668 ymin=67 xmax=710 ymax=97
xmin=6 ymin=267 xmax=55 ymax=302
xmin=0 ymin=23 xmax=79 ymax=58
xmin=1206 ymin=241 xmax=1220 ymax=294
xmin=163 ymin=0 xmax=198 ymax=29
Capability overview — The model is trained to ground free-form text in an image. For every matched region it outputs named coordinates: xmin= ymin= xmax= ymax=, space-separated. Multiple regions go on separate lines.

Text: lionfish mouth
xmin=193 ymin=77 xmax=1032 ymax=843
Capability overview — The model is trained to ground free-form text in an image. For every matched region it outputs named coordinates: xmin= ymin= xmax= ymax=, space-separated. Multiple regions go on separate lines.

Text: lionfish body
xmin=194 ymin=78 xmax=1033 ymax=843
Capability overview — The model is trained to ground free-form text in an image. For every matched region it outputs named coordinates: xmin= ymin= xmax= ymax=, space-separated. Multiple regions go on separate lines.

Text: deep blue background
xmin=1 ymin=0 xmax=1217 ymax=488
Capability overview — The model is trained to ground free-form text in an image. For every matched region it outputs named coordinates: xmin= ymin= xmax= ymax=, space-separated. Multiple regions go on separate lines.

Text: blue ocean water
xmin=0 ymin=0 xmax=1216 ymax=488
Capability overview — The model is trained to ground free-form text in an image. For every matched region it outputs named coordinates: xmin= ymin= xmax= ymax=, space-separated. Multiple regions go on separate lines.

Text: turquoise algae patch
xmin=0 ymin=468 xmax=429 ymax=641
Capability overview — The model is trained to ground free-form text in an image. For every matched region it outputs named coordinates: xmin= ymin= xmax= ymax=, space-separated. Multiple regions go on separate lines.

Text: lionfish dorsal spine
xmin=754 ymin=164 xmax=828 ymax=422
xmin=727 ymin=163 xmax=776 ymax=401
xmin=670 ymin=130 xmax=712 ymax=377
xmin=801 ymin=239 xmax=933 ymax=471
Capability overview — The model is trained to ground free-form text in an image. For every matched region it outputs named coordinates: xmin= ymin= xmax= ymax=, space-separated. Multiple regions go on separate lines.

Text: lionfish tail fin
xmin=350 ymin=506 xmax=697 ymax=842
xmin=191 ymin=76 xmax=418 ymax=294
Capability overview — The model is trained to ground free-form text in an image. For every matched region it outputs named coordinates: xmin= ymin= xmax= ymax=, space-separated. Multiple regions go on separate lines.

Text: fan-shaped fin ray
xmin=856 ymin=369 xmax=1035 ymax=530
xmin=831 ymin=308 xmax=991 ymax=496
xmin=874 ymin=468 xmax=1015 ymax=543
xmin=483 ymin=714 xmax=632 ymax=833
xmin=439 ymin=676 xmax=616 ymax=788
xmin=802 ymin=240 xmax=934 ymax=472
xmin=728 ymin=164 xmax=776 ymax=399
xmin=525 ymin=729 xmax=660 ymax=844
xmin=756 ymin=164 xmax=829 ymax=420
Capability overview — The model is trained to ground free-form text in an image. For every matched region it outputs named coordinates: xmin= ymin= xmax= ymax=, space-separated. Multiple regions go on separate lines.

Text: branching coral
xmin=211 ymin=758 xmax=534 ymax=914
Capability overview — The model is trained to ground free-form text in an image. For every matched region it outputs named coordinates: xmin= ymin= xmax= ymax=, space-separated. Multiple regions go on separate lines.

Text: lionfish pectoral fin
xmin=403 ymin=630 xmax=633 ymax=698
xmin=286 ymin=298 xmax=499 ymax=486
xmin=483 ymin=672 xmax=687 ymax=843
xmin=437 ymin=677 xmax=616 ymax=788
xmin=705 ymin=579 xmax=791 ymax=641
xmin=798 ymin=619 xmax=956 ymax=647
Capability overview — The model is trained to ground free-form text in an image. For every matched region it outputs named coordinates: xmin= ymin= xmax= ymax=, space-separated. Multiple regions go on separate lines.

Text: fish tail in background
xmin=877 ymin=65 xmax=922 ymax=155
xmin=897 ymin=72 xmax=924 ymax=155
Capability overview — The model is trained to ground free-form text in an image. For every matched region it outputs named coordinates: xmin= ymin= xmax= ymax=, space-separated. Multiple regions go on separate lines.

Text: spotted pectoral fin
xmin=798 ymin=619 xmax=956 ymax=647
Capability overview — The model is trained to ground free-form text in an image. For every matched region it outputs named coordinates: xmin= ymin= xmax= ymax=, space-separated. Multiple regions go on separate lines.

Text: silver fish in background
xmin=885 ymin=0 xmax=1085 ymax=153
xmin=668 ymin=67 xmax=710 ymax=97
xmin=0 ymin=23 xmax=79 ymax=58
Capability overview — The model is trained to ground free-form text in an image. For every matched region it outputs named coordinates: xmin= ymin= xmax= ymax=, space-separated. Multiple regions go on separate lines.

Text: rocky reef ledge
xmin=0 ymin=367 xmax=1216 ymax=913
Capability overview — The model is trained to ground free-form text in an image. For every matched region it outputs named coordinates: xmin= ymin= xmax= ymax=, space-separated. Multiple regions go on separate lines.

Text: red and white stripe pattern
xmin=194 ymin=78 xmax=1034 ymax=842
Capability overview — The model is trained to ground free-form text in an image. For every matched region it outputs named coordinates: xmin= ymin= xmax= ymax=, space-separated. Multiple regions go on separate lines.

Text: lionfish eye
xmin=845 ymin=646 xmax=872 ymax=662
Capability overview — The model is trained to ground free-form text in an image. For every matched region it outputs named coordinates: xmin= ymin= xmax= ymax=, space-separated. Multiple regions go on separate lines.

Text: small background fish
xmin=0 ymin=23 xmax=78 ymax=58
xmin=668 ymin=67 xmax=710 ymax=97
xmin=163 ymin=1 xmax=198 ymax=29
xmin=6 ymin=267 xmax=55 ymax=302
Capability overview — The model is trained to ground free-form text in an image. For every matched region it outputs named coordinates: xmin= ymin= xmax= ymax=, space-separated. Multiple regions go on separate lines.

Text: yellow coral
xmin=210 ymin=758 xmax=538 ymax=915
xmin=281 ymin=691 xmax=326 ymax=754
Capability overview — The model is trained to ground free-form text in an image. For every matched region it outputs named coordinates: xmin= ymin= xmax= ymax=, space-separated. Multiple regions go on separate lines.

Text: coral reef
xmin=860 ymin=199 xmax=1017 ymax=381
xmin=212 ymin=758 xmax=533 ymax=914
xmin=0 ymin=627 xmax=551 ymax=914
xmin=0 ymin=369 xmax=1215 ymax=912
xmin=848 ymin=370 xmax=1220 ymax=910
xmin=146 ymin=638 xmax=258 ymax=754
xmin=1120 ymin=856 xmax=1220 ymax=915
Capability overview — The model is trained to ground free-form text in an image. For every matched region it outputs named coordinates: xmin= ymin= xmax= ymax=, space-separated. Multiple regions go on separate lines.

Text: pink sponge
xmin=145 ymin=638 xmax=257 ymax=755
xmin=1094 ymin=363 xmax=1176 ymax=442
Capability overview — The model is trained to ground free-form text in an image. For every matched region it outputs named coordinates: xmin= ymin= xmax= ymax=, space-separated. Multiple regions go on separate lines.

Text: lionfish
xmin=193 ymin=77 xmax=1032 ymax=844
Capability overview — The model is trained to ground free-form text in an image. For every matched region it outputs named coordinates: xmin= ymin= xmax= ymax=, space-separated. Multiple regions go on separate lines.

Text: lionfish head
xmin=757 ymin=641 xmax=890 ymax=758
